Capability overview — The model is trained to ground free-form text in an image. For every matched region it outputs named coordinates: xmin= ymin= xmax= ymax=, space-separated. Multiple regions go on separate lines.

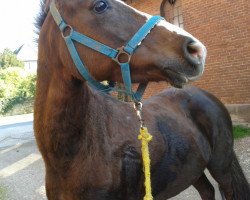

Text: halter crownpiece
xmin=50 ymin=1 xmax=163 ymax=101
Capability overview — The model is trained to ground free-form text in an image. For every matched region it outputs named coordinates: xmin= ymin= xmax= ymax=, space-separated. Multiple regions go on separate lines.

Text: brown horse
xmin=35 ymin=0 xmax=250 ymax=199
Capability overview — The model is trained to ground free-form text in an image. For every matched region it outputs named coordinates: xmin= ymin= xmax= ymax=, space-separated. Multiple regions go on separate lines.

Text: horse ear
xmin=43 ymin=0 xmax=51 ymax=13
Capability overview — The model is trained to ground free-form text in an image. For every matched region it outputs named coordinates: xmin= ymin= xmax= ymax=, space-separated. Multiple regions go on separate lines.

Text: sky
xmin=0 ymin=0 xmax=40 ymax=52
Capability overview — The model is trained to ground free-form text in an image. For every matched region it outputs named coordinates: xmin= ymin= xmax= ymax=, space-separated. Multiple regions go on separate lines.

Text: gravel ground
xmin=233 ymin=136 xmax=250 ymax=182
xmin=0 ymin=141 xmax=45 ymax=200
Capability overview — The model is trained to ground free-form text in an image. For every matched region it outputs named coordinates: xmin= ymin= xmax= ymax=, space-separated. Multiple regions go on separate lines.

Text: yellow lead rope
xmin=134 ymin=101 xmax=153 ymax=200
xmin=138 ymin=127 xmax=153 ymax=200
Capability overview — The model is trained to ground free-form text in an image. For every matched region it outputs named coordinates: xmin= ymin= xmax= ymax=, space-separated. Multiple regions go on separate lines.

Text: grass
xmin=0 ymin=185 xmax=7 ymax=200
xmin=233 ymin=125 xmax=250 ymax=139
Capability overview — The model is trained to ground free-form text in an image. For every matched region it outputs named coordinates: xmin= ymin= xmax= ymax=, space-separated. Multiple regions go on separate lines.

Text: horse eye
xmin=93 ymin=1 xmax=108 ymax=13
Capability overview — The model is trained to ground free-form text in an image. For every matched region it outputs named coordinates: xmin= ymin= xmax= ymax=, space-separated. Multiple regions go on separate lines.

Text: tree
xmin=0 ymin=48 xmax=24 ymax=69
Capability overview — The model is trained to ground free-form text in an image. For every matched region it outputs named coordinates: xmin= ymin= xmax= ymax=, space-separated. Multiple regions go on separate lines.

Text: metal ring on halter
xmin=113 ymin=46 xmax=132 ymax=64
xmin=134 ymin=101 xmax=145 ymax=128
xmin=61 ymin=25 xmax=73 ymax=38
xmin=134 ymin=101 xmax=143 ymax=111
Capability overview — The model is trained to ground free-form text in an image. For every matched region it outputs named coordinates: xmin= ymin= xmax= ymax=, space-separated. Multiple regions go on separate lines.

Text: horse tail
xmin=231 ymin=152 xmax=250 ymax=200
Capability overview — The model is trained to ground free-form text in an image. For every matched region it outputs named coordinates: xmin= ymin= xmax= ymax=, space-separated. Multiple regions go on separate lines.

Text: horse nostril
xmin=186 ymin=42 xmax=204 ymax=60
xmin=183 ymin=39 xmax=207 ymax=81
xmin=183 ymin=39 xmax=206 ymax=67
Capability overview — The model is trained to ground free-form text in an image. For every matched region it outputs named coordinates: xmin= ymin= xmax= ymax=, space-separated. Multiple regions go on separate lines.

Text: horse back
xmin=146 ymin=86 xmax=233 ymax=149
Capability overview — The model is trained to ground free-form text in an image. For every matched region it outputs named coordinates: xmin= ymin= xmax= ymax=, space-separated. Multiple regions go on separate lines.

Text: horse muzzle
xmin=183 ymin=38 xmax=207 ymax=82
xmin=157 ymin=20 xmax=207 ymax=83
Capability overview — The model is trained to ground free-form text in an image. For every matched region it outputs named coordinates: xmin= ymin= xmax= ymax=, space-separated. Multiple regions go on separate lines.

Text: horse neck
xmin=35 ymin=62 xmax=106 ymax=142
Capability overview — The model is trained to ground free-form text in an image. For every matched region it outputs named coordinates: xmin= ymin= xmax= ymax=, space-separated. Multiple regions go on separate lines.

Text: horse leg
xmin=208 ymin=168 xmax=233 ymax=200
xmin=45 ymin=170 xmax=61 ymax=200
xmin=206 ymin=148 xmax=233 ymax=200
xmin=209 ymin=152 xmax=250 ymax=200
xmin=193 ymin=173 xmax=215 ymax=200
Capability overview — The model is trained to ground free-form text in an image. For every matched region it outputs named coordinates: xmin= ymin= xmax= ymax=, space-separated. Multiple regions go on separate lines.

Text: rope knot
xmin=138 ymin=127 xmax=153 ymax=142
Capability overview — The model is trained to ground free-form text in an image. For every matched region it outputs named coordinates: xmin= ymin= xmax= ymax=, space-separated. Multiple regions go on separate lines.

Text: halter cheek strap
xmin=50 ymin=1 xmax=162 ymax=101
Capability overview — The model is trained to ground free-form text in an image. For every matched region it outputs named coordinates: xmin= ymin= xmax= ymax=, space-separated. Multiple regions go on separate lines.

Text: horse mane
xmin=35 ymin=0 xmax=50 ymax=34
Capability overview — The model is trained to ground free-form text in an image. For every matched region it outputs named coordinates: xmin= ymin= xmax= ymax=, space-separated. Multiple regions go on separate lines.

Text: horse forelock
xmin=44 ymin=0 xmax=51 ymax=12
xmin=35 ymin=0 xmax=51 ymax=34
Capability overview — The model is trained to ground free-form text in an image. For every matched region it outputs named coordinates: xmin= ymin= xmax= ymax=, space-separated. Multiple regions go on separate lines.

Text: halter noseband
xmin=50 ymin=1 xmax=162 ymax=101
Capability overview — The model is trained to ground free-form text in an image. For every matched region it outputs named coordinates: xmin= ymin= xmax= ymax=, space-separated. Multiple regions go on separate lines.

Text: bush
xmin=0 ymin=67 xmax=36 ymax=115
xmin=0 ymin=48 xmax=24 ymax=69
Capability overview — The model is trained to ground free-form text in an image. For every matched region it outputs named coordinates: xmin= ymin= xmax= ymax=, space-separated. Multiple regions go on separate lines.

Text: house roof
xmin=15 ymin=44 xmax=38 ymax=62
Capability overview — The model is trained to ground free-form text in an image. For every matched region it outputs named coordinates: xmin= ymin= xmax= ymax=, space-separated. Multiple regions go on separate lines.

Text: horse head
xmin=39 ymin=0 xmax=206 ymax=89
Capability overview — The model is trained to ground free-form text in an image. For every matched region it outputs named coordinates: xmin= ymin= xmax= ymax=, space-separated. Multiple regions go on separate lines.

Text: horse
xmin=34 ymin=0 xmax=250 ymax=199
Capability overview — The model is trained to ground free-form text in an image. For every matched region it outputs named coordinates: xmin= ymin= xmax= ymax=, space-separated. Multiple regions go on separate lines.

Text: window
xmin=163 ymin=0 xmax=184 ymax=29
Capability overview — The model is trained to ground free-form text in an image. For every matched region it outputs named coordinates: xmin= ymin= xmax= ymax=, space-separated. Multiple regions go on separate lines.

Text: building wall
xmin=129 ymin=0 xmax=250 ymax=104
xmin=182 ymin=0 xmax=250 ymax=104
xmin=24 ymin=60 xmax=37 ymax=74
xmin=129 ymin=0 xmax=161 ymax=15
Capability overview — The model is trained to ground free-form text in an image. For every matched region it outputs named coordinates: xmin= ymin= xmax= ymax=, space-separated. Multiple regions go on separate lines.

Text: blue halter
xmin=50 ymin=1 xmax=163 ymax=101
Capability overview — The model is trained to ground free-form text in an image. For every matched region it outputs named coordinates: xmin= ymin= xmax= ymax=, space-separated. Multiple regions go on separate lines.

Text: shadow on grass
xmin=233 ymin=125 xmax=250 ymax=139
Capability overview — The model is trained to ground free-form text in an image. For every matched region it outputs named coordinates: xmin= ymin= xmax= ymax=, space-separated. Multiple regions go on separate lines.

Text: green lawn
xmin=233 ymin=125 xmax=250 ymax=139
xmin=0 ymin=185 xmax=7 ymax=200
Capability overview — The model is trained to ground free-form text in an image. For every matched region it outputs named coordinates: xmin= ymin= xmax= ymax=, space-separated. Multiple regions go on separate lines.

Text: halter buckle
xmin=134 ymin=101 xmax=145 ymax=128
xmin=61 ymin=25 xmax=73 ymax=38
xmin=113 ymin=46 xmax=131 ymax=64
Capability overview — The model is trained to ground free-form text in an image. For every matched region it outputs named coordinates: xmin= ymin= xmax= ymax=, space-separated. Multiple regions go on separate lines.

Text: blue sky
xmin=0 ymin=0 xmax=40 ymax=52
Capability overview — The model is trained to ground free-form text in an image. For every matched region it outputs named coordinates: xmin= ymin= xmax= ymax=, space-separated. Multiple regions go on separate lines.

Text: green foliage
xmin=0 ymin=67 xmax=22 ymax=98
xmin=0 ymin=48 xmax=24 ymax=69
xmin=0 ymin=67 xmax=36 ymax=115
xmin=0 ymin=185 xmax=7 ymax=200
xmin=233 ymin=125 xmax=250 ymax=139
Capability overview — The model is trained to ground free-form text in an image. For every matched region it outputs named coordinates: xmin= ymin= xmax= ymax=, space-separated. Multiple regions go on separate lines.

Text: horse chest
xmin=58 ymin=150 xmax=144 ymax=200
